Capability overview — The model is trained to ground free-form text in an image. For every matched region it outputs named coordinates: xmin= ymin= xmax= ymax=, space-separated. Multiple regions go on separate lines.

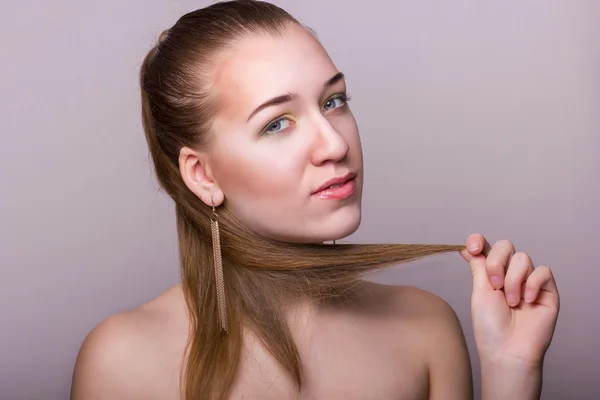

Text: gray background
xmin=1 ymin=0 xmax=598 ymax=399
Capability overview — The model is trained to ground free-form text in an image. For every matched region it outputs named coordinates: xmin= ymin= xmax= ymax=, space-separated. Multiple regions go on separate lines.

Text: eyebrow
xmin=246 ymin=72 xmax=345 ymax=122
xmin=324 ymin=72 xmax=345 ymax=88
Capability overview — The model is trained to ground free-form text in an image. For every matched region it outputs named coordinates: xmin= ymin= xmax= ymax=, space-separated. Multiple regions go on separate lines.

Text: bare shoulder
xmin=354 ymin=280 xmax=460 ymax=320
xmin=356 ymin=281 xmax=474 ymax=399
xmin=353 ymin=281 xmax=466 ymax=344
xmin=71 ymin=285 xmax=189 ymax=400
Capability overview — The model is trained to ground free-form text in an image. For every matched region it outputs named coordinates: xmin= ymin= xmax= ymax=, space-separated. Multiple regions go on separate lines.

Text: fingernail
xmin=490 ymin=275 xmax=503 ymax=289
xmin=524 ymin=291 xmax=535 ymax=303
xmin=469 ymin=243 xmax=480 ymax=251
xmin=506 ymin=293 xmax=519 ymax=307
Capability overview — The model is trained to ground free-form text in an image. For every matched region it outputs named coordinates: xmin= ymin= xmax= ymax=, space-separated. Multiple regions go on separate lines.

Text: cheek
xmin=211 ymin=141 xmax=309 ymax=202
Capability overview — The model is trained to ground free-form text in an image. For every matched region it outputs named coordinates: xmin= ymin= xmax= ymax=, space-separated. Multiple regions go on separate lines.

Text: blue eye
xmin=262 ymin=116 xmax=294 ymax=136
xmin=323 ymin=94 xmax=350 ymax=111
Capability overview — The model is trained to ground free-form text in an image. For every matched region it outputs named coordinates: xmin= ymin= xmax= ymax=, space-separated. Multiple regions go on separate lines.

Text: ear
xmin=178 ymin=146 xmax=224 ymax=207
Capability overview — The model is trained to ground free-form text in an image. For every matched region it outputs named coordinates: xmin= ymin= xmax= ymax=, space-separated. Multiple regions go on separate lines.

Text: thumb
xmin=469 ymin=254 xmax=493 ymax=294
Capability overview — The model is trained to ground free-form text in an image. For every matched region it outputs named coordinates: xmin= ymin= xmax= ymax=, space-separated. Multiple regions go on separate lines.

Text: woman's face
xmin=181 ymin=23 xmax=363 ymax=243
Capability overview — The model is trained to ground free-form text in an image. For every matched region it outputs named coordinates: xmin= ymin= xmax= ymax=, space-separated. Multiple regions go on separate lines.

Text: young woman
xmin=71 ymin=1 xmax=559 ymax=399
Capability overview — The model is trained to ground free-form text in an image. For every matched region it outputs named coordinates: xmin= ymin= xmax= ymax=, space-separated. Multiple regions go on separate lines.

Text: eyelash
xmin=323 ymin=93 xmax=352 ymax=111
xmin=261 ymin=93 xmax=352 ymax=137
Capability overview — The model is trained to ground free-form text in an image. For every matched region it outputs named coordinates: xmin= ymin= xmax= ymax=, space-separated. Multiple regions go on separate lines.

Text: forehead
xmin=210 ymin=24 xmax=339 ymax=117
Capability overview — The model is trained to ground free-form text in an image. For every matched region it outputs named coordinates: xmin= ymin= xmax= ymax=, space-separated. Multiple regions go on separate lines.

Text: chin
xmin=330 ymin=212 xmax=361 ymax=240
xmin=307 ymin=204 xmax=362 ymax=243
xmin=243 ymin=200 xmax=363 ymax=244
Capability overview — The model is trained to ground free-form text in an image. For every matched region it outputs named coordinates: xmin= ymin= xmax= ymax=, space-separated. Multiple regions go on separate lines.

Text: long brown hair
xmin=139 ymin=1 xmax=464 ymax=399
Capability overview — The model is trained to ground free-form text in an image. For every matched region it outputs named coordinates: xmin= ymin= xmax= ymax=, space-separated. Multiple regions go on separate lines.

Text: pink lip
xmin=312 ymin=172 xmax=357 ymax=200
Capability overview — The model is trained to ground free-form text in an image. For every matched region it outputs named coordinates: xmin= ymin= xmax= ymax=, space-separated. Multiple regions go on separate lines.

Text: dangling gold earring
xmin=210 ymin=196 xmax=228 ymax=333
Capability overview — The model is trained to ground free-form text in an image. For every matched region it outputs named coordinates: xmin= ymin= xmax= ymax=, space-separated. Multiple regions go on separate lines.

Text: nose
xmin=310 ymin=117 xmax=350 ymax=166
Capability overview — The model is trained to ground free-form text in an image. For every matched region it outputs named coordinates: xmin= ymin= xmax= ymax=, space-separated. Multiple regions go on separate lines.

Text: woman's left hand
xmin=460 ymin=234 xmax=560 ymax=368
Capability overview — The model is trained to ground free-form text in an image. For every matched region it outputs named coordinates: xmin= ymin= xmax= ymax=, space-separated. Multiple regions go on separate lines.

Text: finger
xmin=481 ymin=238 xmax=492 ymax=257
xmin=524 ymin=265 xmax=559 ymax=308
xmin=464 ymin=234 xmax=488 ymax=256
xmin=459 ymin=248 xmax=472 ymax=262
xmin=469 ymin=254 xmax=494 ymax=294
xmin=504 ymin=252 xmax=535 ymax=307
xmin=461 ymin=234 xmax=492 ymax=262
xmin=485 ymin=239 xmax=515 ymax=290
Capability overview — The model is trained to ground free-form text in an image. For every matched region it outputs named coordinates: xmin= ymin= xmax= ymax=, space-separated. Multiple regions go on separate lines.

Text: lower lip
xmin=313 ymin=178 xmax=356 ymax=200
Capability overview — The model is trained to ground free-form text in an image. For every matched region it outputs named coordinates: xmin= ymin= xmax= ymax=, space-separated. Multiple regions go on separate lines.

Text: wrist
xmin=481 ymin=354 xmax=543 ymax=372
xmin=480 ymin=357 xmax=543 ymax=400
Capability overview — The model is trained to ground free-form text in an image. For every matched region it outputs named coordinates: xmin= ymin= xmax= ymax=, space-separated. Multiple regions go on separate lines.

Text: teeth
xmin=328 ymin=183 xmax=343 ymax=189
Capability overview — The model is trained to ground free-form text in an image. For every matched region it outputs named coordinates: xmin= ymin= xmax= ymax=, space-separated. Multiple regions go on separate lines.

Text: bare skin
xmin=71 ymin=234 xmax=558 ymax=400
xmin=71 ymin=20 xmax=559 ymax=400
xmin=71 ymin=281 xmax=472 ymax=400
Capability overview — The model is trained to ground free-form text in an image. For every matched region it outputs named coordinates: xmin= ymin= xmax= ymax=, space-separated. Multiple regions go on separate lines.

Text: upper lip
xmin=313 ymin=172 xmax=356 ymax=194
